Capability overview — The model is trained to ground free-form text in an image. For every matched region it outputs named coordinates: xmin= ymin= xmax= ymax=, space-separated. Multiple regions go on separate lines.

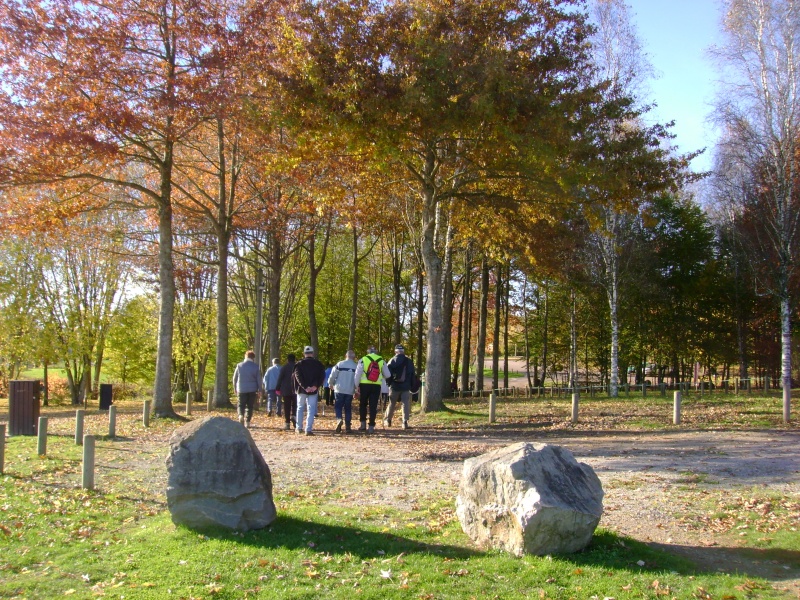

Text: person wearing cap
xmin=328 ymin=350 xmax=359 ymax=433
xmin=292 ymin=345 xmax=326 ymax=436
xmin=263 ymin=357 xmax=282 ymax=417
xmin=383 ymin=344 xmax=416 ymax=430
xmin=232 ymin=350 xmax=263 ymax=429
xmin=275 ymin=353 xmax=298 ymax=431
xmin=353 ymin=345 xmax=391 ymax=433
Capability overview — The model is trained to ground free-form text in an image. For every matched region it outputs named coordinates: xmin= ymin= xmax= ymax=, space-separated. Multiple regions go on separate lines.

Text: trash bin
xmin=9 ymin=380 xmax=41 ymax=436
xmin=99 ymin=383 xmax=113 ymax=410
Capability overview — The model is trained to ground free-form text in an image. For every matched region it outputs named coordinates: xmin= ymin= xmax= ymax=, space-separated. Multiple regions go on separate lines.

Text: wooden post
xmin=660 ymin=382 xmax=666 ymax=397
xmin=642 ymin=382 xmax=647 ymax=397
xmin=37 ymin=416 xmax=48 ymax=456
xmin=75 ymin=409 xmax=85 ymax=445
xmin=82 ymin=435 xmax=95 ymax=490
xmin=108 ymin=405 xmax=117 ymax=438
xmin=0 ymin=423 xmax=4 ymax=475
xmin=489 ymin=392 xmax=497 ymax=423
xmin=571 ymin=392 xmax=579 ymax=423
xmin=673 ymin=391 xmax=682 ymax=425
xmin=734 ymin=378 xmax=739 ymax=395
xmin=765 ymin=376 xmax=770 ymax=393
xmin=143 ymin=400 xmax=150 ymax=428
xmin=186 ymin=392 xmax=192 ymax=416
xmin=207 ymin=390 xmax=213 ymax=411
xmin=746 ymin=378 xmax=751 ymax=394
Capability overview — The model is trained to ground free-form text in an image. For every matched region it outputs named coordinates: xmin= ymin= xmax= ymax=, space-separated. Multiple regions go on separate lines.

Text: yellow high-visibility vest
xmin=360 ymin=353 xmax=385 ymax=385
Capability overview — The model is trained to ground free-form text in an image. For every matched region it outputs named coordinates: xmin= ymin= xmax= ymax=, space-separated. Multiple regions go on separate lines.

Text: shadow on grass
xmin=184 ymin=514 xmax=481 ymax=561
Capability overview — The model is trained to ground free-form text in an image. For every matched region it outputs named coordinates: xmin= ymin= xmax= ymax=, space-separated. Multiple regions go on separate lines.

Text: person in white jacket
xmin=328 ymin=350 xmax=358 ymax=434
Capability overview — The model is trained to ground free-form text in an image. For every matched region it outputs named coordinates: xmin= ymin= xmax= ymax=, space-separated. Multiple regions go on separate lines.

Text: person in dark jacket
xmin=232 ymin=350 xmax=263 ymax=429
xmin=383 ymin=344 xmax=416 ymax=430
xmin=293 ymin=346 xmax=326 ymax=435
xmin=275 ymin=353 xmax=298 ymax=431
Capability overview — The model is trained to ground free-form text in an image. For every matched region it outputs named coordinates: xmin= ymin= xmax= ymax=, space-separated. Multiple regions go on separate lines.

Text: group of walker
xmin=232 ymin=344 xmax=416 ymax=436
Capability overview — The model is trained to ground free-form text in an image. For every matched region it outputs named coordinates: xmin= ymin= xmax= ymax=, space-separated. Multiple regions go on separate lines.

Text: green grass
xmin=0 ymin=433 xmax=789 ymax=599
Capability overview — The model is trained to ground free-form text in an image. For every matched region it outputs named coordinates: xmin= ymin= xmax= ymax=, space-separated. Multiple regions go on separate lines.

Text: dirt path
xmin=241 ymin=415 xmax=800 ymax=596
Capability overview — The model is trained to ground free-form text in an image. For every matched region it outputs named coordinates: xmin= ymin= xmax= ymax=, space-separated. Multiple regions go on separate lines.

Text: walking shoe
xmin=284 ymin=422 xmax=291 ymax=431
xmin=345 ymin=423 xmax=352 ymax=434
xmin=268 ymin=411 xmax=273 ymax=417
xmin=246 ymin=420 xmax=251 ymax=429
xmin=335 ymin=419 xmax=343 ymax=433
xmin=367 ymin=425 xmax=375 ymax=434
xmin=305 ymin=431 xmax=314 ymax=436
xmin=295 ymin=428 xmax=302 ymax=435
xmin=358 ymin=421 xmax=366 ymax=432
xmin=383 ymin=418 xmax=391 ymax=428
xmin=238 ymin=415 xmax=245 ymax=425
xmin=402 ymin=421 xmax=410 ymax=430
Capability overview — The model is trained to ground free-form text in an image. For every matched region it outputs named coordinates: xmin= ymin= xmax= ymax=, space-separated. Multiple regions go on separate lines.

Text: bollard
xmin=489 ymin=392 xmax=497 ymax=423
xmin=207 ymin=390 xmax=213 ymax=411
xmin=186 ymin=393 xmax=192 ymax=416
xmin=82 ymin=435 xmax=95 ymax=490
xmin=734 ymin=378 xmax=739 ymax=395
xmin=660 ymin=382 xmax=666 ymax=397
xmin=673 ymin=391 xmax=682 ymax=425
xmin=642 ymin=382 xmax=647 ymax=397
xmin=75 ymin=409 xmax=85 ymax=445
xmin=746 ymin=379 xmax=751 ymax=394
xmin=108 ymin=405 xmax=117 ymax=438
xmin=0 ymin=423 xmax=4 ymax=475
xmin=143 ymin=400 xmax=151 ymax=428
xmin=571 ymin=392 xmax=579 ymax=423
xmin=765 ymin=376 xmax=770 ymax=393
xmin=37 ymin=416 xmax=48 ymax=456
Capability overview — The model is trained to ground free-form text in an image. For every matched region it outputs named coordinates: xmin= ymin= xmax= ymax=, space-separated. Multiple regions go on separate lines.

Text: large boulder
xmin=456 ymin=442 xmax=603 ymax=556
xmin=166 ymin=416 xmax=277 ymax=531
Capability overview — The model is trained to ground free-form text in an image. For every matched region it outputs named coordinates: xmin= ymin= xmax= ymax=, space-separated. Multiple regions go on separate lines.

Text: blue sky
xmin=632 ymin=1 xmax=723 ymax=173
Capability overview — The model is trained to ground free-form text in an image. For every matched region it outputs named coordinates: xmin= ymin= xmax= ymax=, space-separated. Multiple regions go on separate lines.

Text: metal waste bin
xmin=9 ymin=380 xmax=41 ymax=435
xmin=99 ymin=383 xmax=113 ymax=410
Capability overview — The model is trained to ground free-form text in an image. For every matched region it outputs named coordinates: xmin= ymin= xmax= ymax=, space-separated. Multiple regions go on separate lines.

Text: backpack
xmin=365 ymin=357 xmax=381 ymax=382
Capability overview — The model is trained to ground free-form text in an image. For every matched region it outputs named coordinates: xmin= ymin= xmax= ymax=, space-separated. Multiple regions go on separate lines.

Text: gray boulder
xmin=456 ymin=442 xmax=603 ymax=556
xmin=166 ymin=416 xmax=277 ymax=531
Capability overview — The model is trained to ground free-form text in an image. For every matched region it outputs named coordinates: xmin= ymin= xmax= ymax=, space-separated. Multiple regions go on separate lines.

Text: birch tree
xmin=712 ymin=0 xmax=800 ymax=421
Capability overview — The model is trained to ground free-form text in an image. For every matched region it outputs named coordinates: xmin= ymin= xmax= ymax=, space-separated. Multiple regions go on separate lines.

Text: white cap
xmin=303 ymin=346 xmax=314 ymax=354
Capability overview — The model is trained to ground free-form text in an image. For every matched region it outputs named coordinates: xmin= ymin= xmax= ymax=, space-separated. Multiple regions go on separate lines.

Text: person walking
xmin=275 ymin=353 xmax=298 ymax=431
xmin=354 ymin=345 xmax=390 ymax=434
xmin=232 ymin=350 xmax=263 ymax=429
xmin=293 ymin=346 xmax=326 ymax=436
xmin=383 ymin=344 xmax=416 ymax=430
xmin=328 ymin=350 xmax=358 ymax=433
xmin=263 ymin=357 xmax=282 ymax=417
xmin=323 ymin=364 xmax=333 ymax=406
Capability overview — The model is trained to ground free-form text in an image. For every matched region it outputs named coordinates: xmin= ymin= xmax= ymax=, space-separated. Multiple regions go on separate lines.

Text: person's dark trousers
xmin=238 ymin=392 xmax=257 ymax=422
xmin=334 ymin=392 xmax=353 ymax=426
xmin=283 ymin=395 xmax=298 ymax=426
xmin=358 ymin=383 xmax=382 ymax=426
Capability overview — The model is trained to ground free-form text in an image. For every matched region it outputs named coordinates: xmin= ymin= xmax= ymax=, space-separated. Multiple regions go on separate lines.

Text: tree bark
xmin=492 ymin=265 xmax=501 ymax=391
xmin=460 ymin=250 xmax=472 ymax=392
xmin=475 ymin=257 xmax=489 ymax=393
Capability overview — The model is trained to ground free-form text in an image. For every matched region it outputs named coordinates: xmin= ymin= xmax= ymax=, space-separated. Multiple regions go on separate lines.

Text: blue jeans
xmin=334 ymin=392 xmax=353 ymax=425
xmin=266 ymin=390 xmax=281 ymax=415
xmin=296 ymin=392 xmax=319 ymax=432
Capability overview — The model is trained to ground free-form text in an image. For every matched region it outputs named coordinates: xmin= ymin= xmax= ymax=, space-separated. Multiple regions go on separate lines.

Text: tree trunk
xmin=476 ymin=257 xmax=489 ymax=392
xmin=152 ymin=152 xmax=177 ymax=417
xmin=213 ymin=226 xmax=232 ymax=408
xmin=460 ymin=251 xmax=472 ymax=392
xmin=492 ymin=265 xmax=501 ymax=391
xmin=541 ymin=281 xmax=549 ymax=387
xmin=441 ymin=222 xmax=455 ymax=399
xmin=349 ymin=229 xmax=360 ymax=352
xmin=452 ymin=278 xmax=464 ymax=388
xmin=391 ymin=231 xmax=404 ymax=346
xmin=415 ymin=264 xmax=425 ymax=369
xmin=267 ymin=231 xmax=283 ymax=361
xmin=781 ymin=292 xmax=792 ymax=422
xmin=503 ymin=265 xmax=509 ymax=389
xmin=420 ymin=185 xmax=446 ymax=412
